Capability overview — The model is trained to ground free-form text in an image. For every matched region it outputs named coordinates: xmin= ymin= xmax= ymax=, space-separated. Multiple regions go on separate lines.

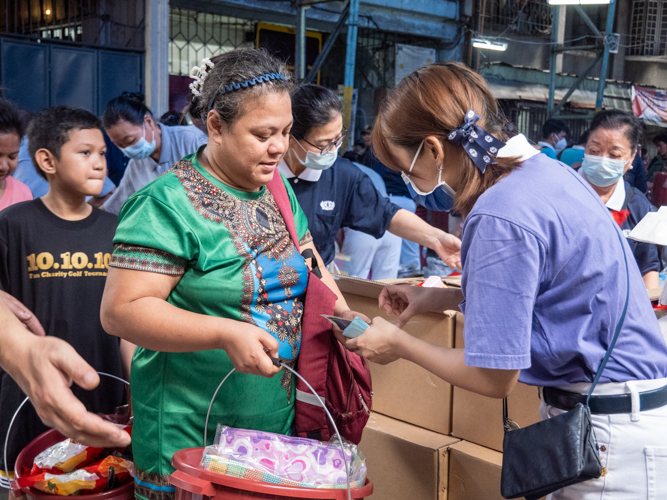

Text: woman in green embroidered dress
xmin=100 ymin=49 xmax=362 ymax=500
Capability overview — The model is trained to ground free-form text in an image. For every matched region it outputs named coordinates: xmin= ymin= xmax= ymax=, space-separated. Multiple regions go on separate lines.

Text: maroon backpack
xmin=267 ymin=173 xmax=372 ymax=445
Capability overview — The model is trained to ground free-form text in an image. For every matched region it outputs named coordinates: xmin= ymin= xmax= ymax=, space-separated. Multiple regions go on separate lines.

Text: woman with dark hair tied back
xmin=577 ymin=110 xmax=659 ymax=289
xmin=280 ymin=84 xmax=462 ymax=279
xmin=100 ymin=49 xmax=362 ymax=500
xmin=333 ymin=62 xmax=667 ymax=499
xmin=102 ymin=92 xmax=206 ymax=214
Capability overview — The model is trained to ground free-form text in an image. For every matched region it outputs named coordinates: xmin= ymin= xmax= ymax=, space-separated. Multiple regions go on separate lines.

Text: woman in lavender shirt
xmin=342 ymin=62 xmax=667 ymax=499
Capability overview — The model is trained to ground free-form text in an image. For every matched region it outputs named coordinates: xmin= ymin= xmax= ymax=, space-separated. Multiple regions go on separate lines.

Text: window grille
xmin=169 ymin=8 xmax=255 ymax=76
xmin=0 ymin=0 xmax=144 ymax=50
xmin=481 ymin=0 xmax=552 ymax=36
xmin=629 ymin=0 xmax=667 ymax=56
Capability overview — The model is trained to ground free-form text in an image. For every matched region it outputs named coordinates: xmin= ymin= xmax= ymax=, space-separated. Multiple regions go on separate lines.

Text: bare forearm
xmin=425 ymin=287 xmax=464 ymax=313
xmin=0 ymin=302 xmax=33 ymax=377
xmin=643 ymin=271 xmax=659 ymax=290
xmin=397 ymin=334 xmax=519 ymax=398
xmin=102 ymin=296 xmax=228 ymax=352
xmin=387 ymin=209 xmax=442 ymax=250
xmin=300 ymin=242 xmax=349 ymax=314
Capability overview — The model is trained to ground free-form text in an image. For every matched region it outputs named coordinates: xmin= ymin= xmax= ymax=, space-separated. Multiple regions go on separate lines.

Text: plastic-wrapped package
xmin=33 ymin=441 xmax=104 ymax=474
xmin=32 ymin=426 xmax=132 ymax=473
xmin=17 ymin=456 xmax=134 ymax=496
xmin=22 ymin=469 xmax=102 ymax=496
xmin=199 ymin=425 xmax=366 ymax=489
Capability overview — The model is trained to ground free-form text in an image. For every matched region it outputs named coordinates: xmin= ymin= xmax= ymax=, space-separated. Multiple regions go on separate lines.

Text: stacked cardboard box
xmin=336 ymin=276 xmax=543 ymax=500
xmin=336 ymin=276 xmax=456 ymax=435
xmin=359 ymin=414 xmax=460 ymax=500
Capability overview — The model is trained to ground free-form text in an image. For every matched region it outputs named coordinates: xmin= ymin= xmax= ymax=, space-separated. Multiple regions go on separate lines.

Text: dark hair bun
xmin=121 ymin=92 xmax=145 ymax=103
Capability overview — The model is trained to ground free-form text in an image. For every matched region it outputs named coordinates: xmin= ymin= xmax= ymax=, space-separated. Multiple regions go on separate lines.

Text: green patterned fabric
xmin=110 ymin=149 xmax=311 ymax=500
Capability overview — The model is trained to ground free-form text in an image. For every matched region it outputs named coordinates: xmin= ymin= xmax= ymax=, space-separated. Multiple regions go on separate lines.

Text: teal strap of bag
xmin=586 ymin=226 xmax=630 ymax=405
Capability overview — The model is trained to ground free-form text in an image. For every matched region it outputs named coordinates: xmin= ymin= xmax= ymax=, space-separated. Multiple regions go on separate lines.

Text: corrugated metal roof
xmin=486 ymin=79 xmax=632 ymax=111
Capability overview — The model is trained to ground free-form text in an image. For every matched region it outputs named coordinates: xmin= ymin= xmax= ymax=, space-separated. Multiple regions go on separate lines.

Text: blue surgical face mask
xmin=401 ymin=140 xmax=455 ymax=212
xmin=554 ymin=136 xmax=568 ymax=155
xmin=119 ymin=123 xmax=156 ymax=160
xmin=293 ymin=139 xmax=339 ymax=171
xmin=581 ymin=153 xmax=628 ymax=188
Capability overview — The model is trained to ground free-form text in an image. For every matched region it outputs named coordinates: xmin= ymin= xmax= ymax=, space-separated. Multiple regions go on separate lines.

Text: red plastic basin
xmin=170 ymin=448 xmax=373 ymax=500
xmin=13 ymin=428 xmax=134 ymax=500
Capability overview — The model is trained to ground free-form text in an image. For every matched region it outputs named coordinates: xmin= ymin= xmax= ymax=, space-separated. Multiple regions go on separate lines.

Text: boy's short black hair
xmin=0 ymin=99 xmax=25 ymax=139
xmin=653 ymin=131 xmax=667 ymax=146
xmin=542 ymin=119 xmax=570 ymax=140
xmin=28 ymin=106 xmax=102 ymax=180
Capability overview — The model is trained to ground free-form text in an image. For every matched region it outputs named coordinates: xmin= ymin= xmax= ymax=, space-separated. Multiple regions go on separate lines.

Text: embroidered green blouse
xmin=110 ymin=151 xmax=312 ymax=500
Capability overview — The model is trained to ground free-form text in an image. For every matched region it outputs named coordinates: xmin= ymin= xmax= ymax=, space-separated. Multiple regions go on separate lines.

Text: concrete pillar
xmin=145 ymin=0 xmax=170 ymax=117
xmin=611 ymin=0 xmax=629 ymax=81
xmin=295 ymin=2 xmax=308 ymax=82
xmin=555 ymin=6 xmax=566 ymax=73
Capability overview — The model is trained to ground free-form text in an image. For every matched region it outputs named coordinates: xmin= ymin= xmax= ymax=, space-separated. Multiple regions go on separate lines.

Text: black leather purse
xmin=500 ymin=228 xmax=630 ymax=500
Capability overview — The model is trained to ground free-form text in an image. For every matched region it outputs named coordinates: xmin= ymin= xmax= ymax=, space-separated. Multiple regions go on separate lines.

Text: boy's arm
xmin=0 ymin=231 xmax=45 ymax=336
xmin=0 ymin=290 xmax=45 ymax=336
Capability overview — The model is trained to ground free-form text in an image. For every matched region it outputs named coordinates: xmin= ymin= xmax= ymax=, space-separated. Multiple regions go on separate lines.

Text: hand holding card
xmin=321 ymin=314 xmax=370 ymax=338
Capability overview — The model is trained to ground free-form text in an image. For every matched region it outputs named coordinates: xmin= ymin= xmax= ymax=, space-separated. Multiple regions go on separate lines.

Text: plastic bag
xmin=32 ymin=426 xmax=131 ymax=473
xmin=18 ymin=456 xmax=134 ymax=496
xmin=199 ymin=425 xmax=366 ymax=489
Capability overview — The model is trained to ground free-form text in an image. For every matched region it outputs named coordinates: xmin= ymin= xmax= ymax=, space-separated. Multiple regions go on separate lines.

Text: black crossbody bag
xmin=500 ymin=226 xmax=630 ymax=500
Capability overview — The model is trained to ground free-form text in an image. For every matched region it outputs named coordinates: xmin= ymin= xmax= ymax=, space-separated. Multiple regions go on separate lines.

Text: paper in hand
xmin=628 ymin=206 xmax=667 ymax=246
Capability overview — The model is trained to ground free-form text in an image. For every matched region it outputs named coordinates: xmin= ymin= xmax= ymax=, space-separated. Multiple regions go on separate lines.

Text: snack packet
xmin=32 ymin=426 xmax=131 ymax=474
xmin=18 ymin=456 xmax=134 ymax=496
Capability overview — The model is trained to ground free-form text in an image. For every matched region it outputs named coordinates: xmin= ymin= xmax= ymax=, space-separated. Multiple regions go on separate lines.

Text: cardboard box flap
xmin=334 ymin=275 xmax=387 ymax=299
xmin=334 ymin=275 xmax=460 ymax=302
xmin=366 ymin=413 xmax=460 ymax=451
xmin=448 ymin=441 xmax=503 ymax=467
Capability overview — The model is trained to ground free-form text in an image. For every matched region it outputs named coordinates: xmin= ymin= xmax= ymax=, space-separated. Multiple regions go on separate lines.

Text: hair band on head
xmin=447 ymin=109 xmax=506 ymax=173
xmin=207 ymin=73 xmax=288 ymax=112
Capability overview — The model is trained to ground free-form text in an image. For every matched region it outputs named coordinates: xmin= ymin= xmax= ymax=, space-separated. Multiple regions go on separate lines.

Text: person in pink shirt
xmin=0 ymin=100 xmax=32 ymax=211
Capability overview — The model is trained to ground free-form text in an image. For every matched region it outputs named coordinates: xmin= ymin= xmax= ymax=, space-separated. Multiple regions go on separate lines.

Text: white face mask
xmin=581 ymin=153 xmax=629 ymax=188
xmin=119 ymin=123 xmax=156 ymax=160
xmin=554 ymin=136 xmax=567 ymax=155
xmin=400 ymin=140 xmax=456 ymax=212
xmin=293 ymin=139 xmax=339 ymax=171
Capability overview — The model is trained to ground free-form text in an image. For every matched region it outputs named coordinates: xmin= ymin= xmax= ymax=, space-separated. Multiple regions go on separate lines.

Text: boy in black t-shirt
xmin=0 ymin=107 xmax=132 ymax=478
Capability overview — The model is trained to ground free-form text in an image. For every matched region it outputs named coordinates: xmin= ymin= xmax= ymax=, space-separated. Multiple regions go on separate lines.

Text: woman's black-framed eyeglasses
xmin=295 ymin=127 xmax=347 ymax=154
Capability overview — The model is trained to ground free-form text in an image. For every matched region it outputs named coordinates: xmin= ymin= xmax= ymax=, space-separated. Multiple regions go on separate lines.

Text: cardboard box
xmin=451 ymin=312 xmax=542 ymax=452
xmin=448 ymin=441 xmax=544 ymax=500
xmin=336 ymin=276 xmax=456 ymax=435
xmin=448 ymin=441 xmax=504 ymax=500
xmin=358 ymin=413 xmax=460 ymax=500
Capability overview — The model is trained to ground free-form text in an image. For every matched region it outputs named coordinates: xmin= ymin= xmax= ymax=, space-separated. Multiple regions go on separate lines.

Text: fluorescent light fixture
xmin=472 ymin=38 xmax=508 ymax=51
xmin=548 ymin=0 xmax=610 ymax=4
